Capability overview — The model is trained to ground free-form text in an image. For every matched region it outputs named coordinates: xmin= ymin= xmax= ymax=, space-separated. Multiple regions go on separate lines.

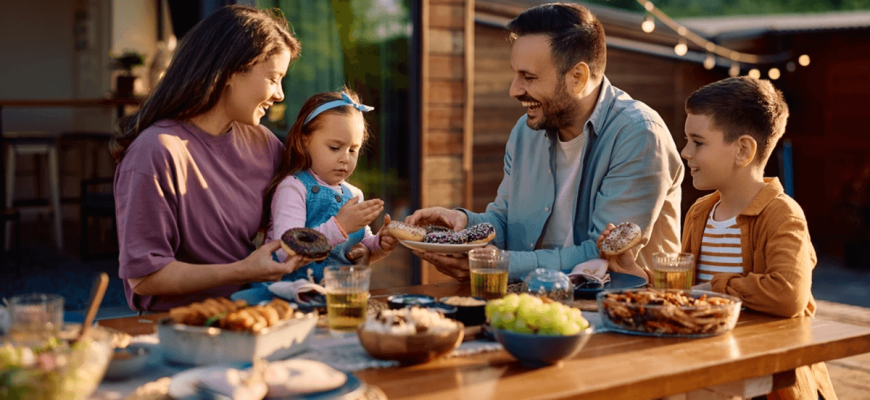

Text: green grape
xmin=485 ymin=299 xmax=504 ymax=320
xmin=537 ymin=326 xmax=560 ymax=336
xmin=492 ymin=310 xmax=516 ymax=329
xmin=517 ymin=301 xmax=544 ymax=328
xmin=501 ymin=293 xmax=520 ymax=311
xmin=569 ymin=307 xmax=589 ymax=331
xmin=511 ymin=318 xmax=534 ymax=334
xmin=557 ymin=321 xmax=582 ymax=336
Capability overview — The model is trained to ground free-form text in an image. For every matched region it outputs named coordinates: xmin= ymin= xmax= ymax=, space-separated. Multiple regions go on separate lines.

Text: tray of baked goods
xmin=158 ymin=297 xmax=318 ymax=366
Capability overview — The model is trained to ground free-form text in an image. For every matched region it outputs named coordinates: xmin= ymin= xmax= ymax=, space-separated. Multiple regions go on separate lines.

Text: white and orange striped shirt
xmin=697 ymin=203 xmax=743 ymax=284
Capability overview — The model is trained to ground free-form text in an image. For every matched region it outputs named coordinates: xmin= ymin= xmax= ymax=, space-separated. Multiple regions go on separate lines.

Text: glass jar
xmin=521 ymin=269 xmax=573 ymax=304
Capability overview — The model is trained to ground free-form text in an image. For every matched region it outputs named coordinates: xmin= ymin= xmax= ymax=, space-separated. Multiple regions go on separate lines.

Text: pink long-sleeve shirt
xmin=265 ymin=170 xmax=381 ymax=262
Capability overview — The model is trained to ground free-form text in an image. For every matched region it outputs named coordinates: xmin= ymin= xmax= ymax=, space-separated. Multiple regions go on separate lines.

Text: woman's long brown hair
xmin=261 ymin=86 xmax=370 ymax=227
xmin=109 ymin=5 xmax=300 ymax=163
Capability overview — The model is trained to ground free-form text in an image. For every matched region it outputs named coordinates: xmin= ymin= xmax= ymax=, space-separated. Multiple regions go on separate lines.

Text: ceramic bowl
xmin=386 ymin=294 xmax=436 ymax=310
xmin=421 ymin=302 xmax=458 ymax=319
xmin=439 ymin=296 xmax=486 ymax=326
xmin=357 ymin=322 xmax=464 ymax=365
xmin=597 ymin=289 xmax=741 ymax=337
xmin=494 ymin=327 xmax=593 ymax=368
xmin=104 ymin=346 xmax=150 ymax=380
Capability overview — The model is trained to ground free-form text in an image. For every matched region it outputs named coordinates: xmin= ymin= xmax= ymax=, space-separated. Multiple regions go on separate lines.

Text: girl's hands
xmin=336 ymin=196 xmax=384 ymax=234
xmin=376 ymin=214 xmax=399 ymax=252
xmin=596 ymin=223 xmax=646 ymax=279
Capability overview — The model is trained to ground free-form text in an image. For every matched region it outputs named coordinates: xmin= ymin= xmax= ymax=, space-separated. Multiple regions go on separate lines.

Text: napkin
xmin=568 ymin=259 xmax=611 ymax=288
xmin=196 ymin=367 xmax=268 ymax=400
xmin=268 ymin=280 xmax=326 ymax=305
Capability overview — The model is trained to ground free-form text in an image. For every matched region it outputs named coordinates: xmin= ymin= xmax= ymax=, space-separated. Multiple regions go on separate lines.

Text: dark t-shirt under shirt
xmin=114 ymin=120 xmax=283 ymax=311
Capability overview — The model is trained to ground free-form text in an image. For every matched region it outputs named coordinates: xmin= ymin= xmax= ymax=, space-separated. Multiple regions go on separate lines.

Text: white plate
xmin=168 ymin=362 xmax=364 ymax=400
xmin=399 ymin=240 xmax=489 ymax=255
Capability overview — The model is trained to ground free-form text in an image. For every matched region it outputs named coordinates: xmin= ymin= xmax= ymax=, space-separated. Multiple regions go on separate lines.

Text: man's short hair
xmin=506 ymin=3 xmax=607 ymax=81
xmin=685 ymin=77 xmax=789 ymax=166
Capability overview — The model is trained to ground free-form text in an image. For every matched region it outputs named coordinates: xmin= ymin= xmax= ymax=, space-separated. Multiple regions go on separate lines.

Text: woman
xmin=111 ymin=5 xmax=363 ymax=311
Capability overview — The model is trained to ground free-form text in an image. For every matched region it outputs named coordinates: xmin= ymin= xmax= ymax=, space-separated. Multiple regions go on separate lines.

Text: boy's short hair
xmin=685 ymin=76 xmax=789 ymax=166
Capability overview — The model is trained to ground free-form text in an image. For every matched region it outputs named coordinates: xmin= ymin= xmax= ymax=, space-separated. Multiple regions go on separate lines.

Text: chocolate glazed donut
xmin=280 ymin=228 xmax=332 ymax=260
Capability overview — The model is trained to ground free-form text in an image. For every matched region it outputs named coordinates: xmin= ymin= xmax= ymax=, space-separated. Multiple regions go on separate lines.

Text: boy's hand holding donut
xmin=596 ymin=223 xmax=646 ymax=280
xmin=336 ymin=196 xmax=384 ymax=234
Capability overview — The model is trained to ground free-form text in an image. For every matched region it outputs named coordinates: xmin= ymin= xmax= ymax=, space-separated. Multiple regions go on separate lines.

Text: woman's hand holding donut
xmin=596 ymin=223 xmax=646 ymax=279
xmin=405 ymin=207 xmax=467 ymax=231
xmin=336 ymin=196 xmax=384 ymax=234
xmin=243 ymin=240 xmax=314 ymax=282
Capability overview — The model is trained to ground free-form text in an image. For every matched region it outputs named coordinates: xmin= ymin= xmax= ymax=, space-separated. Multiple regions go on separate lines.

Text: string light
xmin=674 ymin=39 xmax=688 ymax=56
xmin=637 ymin=0 xmax=807 ymax=75
xmin=768 ymin=68 xmax=781 ymax=80
xmin=748 ymin=69 xmax=761 ymax=79
xmin=729 ymin=63 xmax=740 ymax=77
xmin=641 ymin=15 xmax=655 ymax=33
xmin=799 ymin=55 xmax=811 ymax=66
xmin=703 ymin=53 xmax=716 ymax=70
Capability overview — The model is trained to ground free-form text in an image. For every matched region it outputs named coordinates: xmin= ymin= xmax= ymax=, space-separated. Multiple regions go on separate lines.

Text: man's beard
xmin=525 ymin=83 xmax=577 ymax=131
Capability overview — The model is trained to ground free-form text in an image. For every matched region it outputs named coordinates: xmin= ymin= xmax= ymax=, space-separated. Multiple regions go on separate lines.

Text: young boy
xmin=599 ymin=76 xmax=836 ymax=400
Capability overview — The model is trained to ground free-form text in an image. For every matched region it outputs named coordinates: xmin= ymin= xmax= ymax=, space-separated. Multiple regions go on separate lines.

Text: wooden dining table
xmin=98 ymin=281 xmax=870 ymax=399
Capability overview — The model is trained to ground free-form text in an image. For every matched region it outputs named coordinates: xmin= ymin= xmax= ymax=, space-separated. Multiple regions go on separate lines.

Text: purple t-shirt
xmin=114 ymin=120 xmax=283 ymax=311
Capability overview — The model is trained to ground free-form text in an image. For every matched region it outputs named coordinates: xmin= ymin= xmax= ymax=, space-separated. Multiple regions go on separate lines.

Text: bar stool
xmin=4 ymin=131 xmax=63 ymax=250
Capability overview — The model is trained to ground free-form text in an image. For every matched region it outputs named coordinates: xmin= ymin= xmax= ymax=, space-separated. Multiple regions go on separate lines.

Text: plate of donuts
xmin=387 ymin=221 xmax=496 ymax=255
xmin=399 ymin=240 xmax=490 ymax=255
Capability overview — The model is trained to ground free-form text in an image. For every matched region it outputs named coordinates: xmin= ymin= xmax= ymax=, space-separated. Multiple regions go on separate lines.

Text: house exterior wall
xmin=420 ymin=0 xmax=475 ymax=283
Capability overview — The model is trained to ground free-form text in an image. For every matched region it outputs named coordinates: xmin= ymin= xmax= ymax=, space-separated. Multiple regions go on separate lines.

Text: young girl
xmin=263 ymin=87 xmax=398 ymax=283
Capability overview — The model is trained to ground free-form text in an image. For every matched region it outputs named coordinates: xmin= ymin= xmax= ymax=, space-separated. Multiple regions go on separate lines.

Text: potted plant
xmin=111 ymin=50 xmax=145 ymax=98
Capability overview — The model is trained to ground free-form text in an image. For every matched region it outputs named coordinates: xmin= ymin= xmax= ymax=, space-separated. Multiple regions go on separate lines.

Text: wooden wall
xmin=420 ymin=0 xmax=475 ymax=283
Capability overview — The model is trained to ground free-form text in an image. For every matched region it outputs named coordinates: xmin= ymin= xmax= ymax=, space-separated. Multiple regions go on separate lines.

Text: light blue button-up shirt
xmin=462 ymin=77 xmax=684 ymax=281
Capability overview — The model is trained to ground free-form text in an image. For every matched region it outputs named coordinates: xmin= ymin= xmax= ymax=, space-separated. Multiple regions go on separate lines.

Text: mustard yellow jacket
xmin=682 ymin=178 xmax=836 ymax=400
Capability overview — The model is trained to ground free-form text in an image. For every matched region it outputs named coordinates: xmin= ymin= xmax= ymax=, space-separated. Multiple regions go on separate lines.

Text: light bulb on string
xmin=674 ymin=39 xmax=688 ymax=57
xmin=644 ymin=1 xmax=654 ymax=12
xmin=799 ymin=55 xmax=811 ymax=66
xmin=729 ymin=63 xmax=740 ymax=77
xmin=703 ymin=54 xmax=715 ymax=70
xmin=748 ymin=69 xmax=761 ymax=79
xmin=768 ymin=68 xmax=781 ymax=80
xmin=786 ymin=62 xmax=796 ymax=72
xmin=641 ymin=15 xmax=655 ymax=33
xmin=705 ymin=42 xmax=716 ymax=52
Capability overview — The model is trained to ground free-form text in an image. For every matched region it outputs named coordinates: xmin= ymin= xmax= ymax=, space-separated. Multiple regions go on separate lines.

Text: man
xmin=407 ymin=3 xmax=683 ymax=281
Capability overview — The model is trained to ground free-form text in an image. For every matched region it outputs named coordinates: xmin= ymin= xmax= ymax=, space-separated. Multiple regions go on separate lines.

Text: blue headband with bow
xmin=303 ymin=92 xmax=374 ymax=126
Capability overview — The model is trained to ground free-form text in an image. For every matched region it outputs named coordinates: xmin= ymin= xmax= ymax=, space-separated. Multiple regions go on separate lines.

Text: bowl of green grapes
xmin=487 ymin=293 xmax=593 ymax=368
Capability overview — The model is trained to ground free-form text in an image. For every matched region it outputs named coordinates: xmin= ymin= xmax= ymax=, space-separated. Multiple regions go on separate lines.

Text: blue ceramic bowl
xmin=494 ymin=327 xmax=594 ymax=368
xmin=387 ymin=294 xmax=437 ymax=310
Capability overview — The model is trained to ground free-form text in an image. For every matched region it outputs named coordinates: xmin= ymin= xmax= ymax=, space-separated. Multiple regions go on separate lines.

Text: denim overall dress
xmin=279 ymin=170 xmax=365 ymax=284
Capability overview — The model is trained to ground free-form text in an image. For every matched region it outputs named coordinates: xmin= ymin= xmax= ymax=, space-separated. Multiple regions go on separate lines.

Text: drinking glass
xmin=521 ymin=269 xmax=573 ymax=304
xmin=6 ymin=293 xmax=64 ymax=345
xmin=468 ymin=248 xmax=509 ymax=300
xmin=651 ymin=252 xmax=695 ymax=290
xmin=323 ymin=266 xmax=371 ymax=334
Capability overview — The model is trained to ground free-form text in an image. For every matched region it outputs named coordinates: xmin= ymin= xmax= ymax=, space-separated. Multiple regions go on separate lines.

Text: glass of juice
xmin=651 ymin=252 xmax=695 ymax=290
xmin=6 ymin=293 xmax=64 ymax=346
xmin=323 ymin=265 xmax=371 ymax=335
xmin=468 ymin=248 xmax=509 ymax=300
